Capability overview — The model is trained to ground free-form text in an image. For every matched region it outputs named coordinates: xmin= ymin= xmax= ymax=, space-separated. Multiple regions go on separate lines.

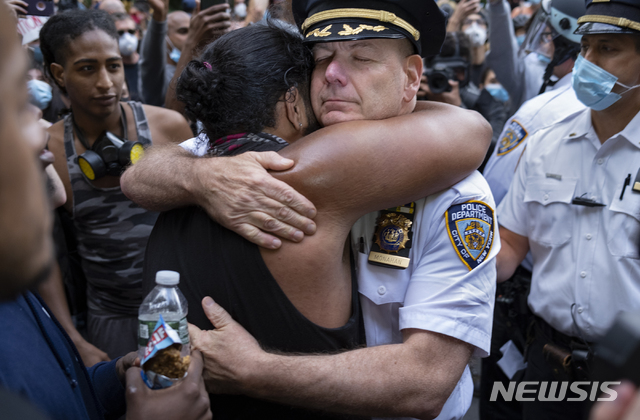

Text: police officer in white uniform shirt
xmin=480 ymin=5 xmax=584 ymax=418
xmin=351 ymin=172 xmax=498 ymax=420
xmin=497 ymin=0 xmax=640 ymax=418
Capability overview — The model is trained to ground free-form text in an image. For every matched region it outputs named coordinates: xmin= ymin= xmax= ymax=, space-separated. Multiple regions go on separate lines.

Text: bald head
xmin=168 ymin=11 xmax=190 ymax=30
xmin=99 ymin=0 xmax=126 ymax=14
xmin=167 ymin=11 xmax=190 ymax=51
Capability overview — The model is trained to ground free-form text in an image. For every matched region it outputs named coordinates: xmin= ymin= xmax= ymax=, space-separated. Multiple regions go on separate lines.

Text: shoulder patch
xmin=497 ymin=120 xmax=528 ymax=156
xmin=445 ymin=201 xmax=495 ymax=271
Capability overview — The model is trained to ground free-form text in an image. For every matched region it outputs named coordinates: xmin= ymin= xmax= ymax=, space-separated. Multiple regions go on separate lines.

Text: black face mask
xmin=74 ymin=108 xmax=144 ymax=181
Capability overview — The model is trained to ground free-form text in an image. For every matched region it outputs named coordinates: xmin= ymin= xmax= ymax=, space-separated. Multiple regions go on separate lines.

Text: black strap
xmin=72 ymin=104 xmax=128 ymax=150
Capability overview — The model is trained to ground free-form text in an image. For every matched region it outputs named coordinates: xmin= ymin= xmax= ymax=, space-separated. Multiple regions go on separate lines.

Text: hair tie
xmin=203 ymin=61 xmax=212 ymax=70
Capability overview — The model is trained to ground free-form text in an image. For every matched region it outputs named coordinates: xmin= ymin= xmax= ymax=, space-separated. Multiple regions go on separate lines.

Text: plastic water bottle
xmin=138 ymin=270 xmax=190 ymax=357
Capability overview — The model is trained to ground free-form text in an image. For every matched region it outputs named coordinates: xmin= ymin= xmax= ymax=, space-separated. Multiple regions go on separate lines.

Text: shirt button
xmin=377 ymin=286 xmax=386 ymax=295
xmin=580 ymin=271 xmax=587 ymax=278
xmin=586 ymin=234 xmax=592 ymax=240
xmin=597 ymin=158 xmax=604 ymax=165
xmin=544 ymin=194 xmax=549 ymax=201
xmin=577 ymin=307 xmax=584 ymax=314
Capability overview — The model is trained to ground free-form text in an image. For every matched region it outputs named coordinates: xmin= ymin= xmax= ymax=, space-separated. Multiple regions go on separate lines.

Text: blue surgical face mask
xmin=169 ymin=47 xmax=181 ymax=63
xmin=27 ymin=79 xmax=53 ymax=110
xmin=516 ymin=34 xmax=526 ymax=47
xmin=572 ymin=54 xmax=640 ymax=111
xmin=166 ymin=37 xmax=181 ymax=63
xmin=529 ymin=0 xmax=541 ymax=4
xmin=537 ymin=53 xmax=552 ymax=64
xmin=486 ymin=83 xmax=510 ymax=103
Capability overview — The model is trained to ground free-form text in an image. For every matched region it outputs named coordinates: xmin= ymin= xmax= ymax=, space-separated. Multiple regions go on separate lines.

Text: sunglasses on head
xmin=118 ymin=29 xmax=136 ymax=36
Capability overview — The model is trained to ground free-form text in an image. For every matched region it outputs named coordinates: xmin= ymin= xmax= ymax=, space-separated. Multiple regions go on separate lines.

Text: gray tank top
xmin=63 ymin=101 xmax=158 ymax=315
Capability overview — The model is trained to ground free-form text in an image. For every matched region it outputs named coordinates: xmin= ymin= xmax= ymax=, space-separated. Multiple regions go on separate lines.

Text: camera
xmin=425 ymin=64 xmax=456 ymax=94
xmin=423 ymin=56 xmax=468 ymax=94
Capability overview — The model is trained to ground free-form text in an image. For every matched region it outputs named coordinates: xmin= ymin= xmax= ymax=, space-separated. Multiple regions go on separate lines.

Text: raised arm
xmin=486 ymin=0 xmax=525 ymax=106
xmin=138 ymin=0 xmax=169 ymax=107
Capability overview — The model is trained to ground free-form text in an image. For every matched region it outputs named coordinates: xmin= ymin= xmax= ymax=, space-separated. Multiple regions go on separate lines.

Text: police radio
xmin=74 ymin=111 xmax=144 ymax=181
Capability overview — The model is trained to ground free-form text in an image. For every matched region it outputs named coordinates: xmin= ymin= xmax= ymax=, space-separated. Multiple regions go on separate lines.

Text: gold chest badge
xmin=368 ymin=203 xmax=415 ymax=269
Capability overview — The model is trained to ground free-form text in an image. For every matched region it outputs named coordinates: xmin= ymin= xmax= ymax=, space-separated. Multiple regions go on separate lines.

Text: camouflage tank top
xmin=64 ymin=101 xmax=158 ymax=315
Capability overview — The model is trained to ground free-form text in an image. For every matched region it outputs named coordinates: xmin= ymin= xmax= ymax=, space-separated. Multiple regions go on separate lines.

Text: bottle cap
xmin=155 ymin=270 xmax=180 ymax=286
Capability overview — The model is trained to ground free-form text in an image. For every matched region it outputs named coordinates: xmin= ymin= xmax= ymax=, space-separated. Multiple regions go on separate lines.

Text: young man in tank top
xmin=42 ymin=10 xmax=193 ymax=360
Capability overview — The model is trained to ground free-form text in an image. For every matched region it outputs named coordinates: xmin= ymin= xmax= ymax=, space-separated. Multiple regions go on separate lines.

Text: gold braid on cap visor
xmin=301 ymin=8 xmax=420 ymax=41
xmin=577 ymin=15 xmax=640 ymax=31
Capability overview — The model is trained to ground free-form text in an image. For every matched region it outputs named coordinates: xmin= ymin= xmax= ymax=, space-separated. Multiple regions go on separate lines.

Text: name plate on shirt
xmin=368 ymin=203 xmax=415 ymax=270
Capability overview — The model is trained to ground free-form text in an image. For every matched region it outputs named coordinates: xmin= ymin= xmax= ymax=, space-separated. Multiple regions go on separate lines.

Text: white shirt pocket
xmin=357 ymin=252 xmax=409 ymax=305
xmin=524 ymin=177 xmax=577 ymax=246
xmin=607 ymin=192 xmax=640 ymax=259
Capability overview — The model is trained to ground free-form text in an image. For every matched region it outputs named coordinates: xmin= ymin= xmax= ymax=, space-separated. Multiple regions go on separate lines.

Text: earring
xmin=299 ymin=123 xmax=302 ymax=128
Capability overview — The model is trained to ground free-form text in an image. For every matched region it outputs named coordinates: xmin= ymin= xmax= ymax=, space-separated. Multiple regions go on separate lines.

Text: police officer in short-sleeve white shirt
xmin=497 ymin=1 xmax=640 ymax=417
xmin=352 ymin=171 xmax=499 ymax=420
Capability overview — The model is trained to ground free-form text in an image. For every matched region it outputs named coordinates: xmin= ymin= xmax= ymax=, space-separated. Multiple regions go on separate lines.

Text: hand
xmin=446 ymin=0 xmax=481 ymax=32
xmin=147 ymin=0 xmax=169 ymax=22
xmin=125 ymin=350 xmax=212 ymax=420
xmin=6 ymin=0 xmax=28 ymax=16
xmin=590 ymin=382 xmax=640 ymax=420
xmin=73 ymin=337 xmax=110 ymax=367
xmin=116 ymin=351 xmax=141 ymax=385
xmin=194 ymin=151 xmax=317 ymax=249
xmin=187 ymin=2 xmax=232 ymax=51
xmin=421 ymin=78 xmax=463 ymax=107
xmin=188 ymin=297 xmax=266 ymax=395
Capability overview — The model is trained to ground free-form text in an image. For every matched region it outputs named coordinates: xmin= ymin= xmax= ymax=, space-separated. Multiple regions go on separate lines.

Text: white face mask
xmin=119 ymin=32 xmax=139 ymax=57
xmin=464 ymin=22 xmax=487 ymax=47
xmin=234 ymin=2 xmax=247 ymax=18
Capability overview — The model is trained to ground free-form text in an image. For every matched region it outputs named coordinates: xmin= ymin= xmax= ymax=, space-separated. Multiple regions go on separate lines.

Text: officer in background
xmin=480 ymin=3 xmax=585 ymax=418
xmin=497 ymin=0 xmax=640 ymax=418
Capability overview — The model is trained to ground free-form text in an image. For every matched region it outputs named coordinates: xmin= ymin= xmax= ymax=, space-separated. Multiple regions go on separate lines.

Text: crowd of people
xmin=2 ymin=0 xmax=640 ymax=419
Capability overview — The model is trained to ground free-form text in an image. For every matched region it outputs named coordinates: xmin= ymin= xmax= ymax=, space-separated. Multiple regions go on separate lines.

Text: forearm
xmin=486 ymin=0 xmax=522 ymax=97
xmin=244 ymin=342 xmax=458 ymax=419
xmin=121 ymin=144 xmax=202 ymax=211
xmin=37 ymin=261 xmax=82 ymax=342
xmin=139 ymin=19 xmax=168 ymax=106
xmin=496 ymin=225 xmax=529 ymax=282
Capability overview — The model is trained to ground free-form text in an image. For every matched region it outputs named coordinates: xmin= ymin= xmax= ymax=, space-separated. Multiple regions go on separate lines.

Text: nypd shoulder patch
xmin=445 ymin=201 xmax=495 ymax=271
xmin=497 ymin=120 xmax=528 ymax=156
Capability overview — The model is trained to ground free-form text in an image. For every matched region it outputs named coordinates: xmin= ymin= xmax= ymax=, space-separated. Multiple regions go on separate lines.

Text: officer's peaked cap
xmin=575 ymin=0 xmax=640 ymax=35
xmin=292 ymin=0 xmax=447 ymax=57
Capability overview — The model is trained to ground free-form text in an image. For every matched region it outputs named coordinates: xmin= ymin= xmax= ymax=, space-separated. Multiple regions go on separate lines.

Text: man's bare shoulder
xmin=143 ymin=104 xmax=188 ymax=129
xmin=142 ymin=104 xmax=192 ymax=145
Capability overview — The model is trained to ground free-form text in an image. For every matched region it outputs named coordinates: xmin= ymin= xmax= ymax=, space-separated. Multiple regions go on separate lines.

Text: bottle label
xmin=138 ymin=317 xmax=189 ymax=348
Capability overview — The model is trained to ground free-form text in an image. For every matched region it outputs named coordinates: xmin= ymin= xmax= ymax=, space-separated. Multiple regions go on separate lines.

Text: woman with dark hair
xmin=142 ymin=21 xmax=492 ymax=419
xmin=177 ymin=20 xmax=320 ymax=157
xmin=41 ymin=9 xmax=193 ymax=362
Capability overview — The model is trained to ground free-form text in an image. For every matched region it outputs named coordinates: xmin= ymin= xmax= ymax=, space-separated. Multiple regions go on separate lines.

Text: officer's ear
xmin=403 ymin=54 xmax=423 ymax=103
